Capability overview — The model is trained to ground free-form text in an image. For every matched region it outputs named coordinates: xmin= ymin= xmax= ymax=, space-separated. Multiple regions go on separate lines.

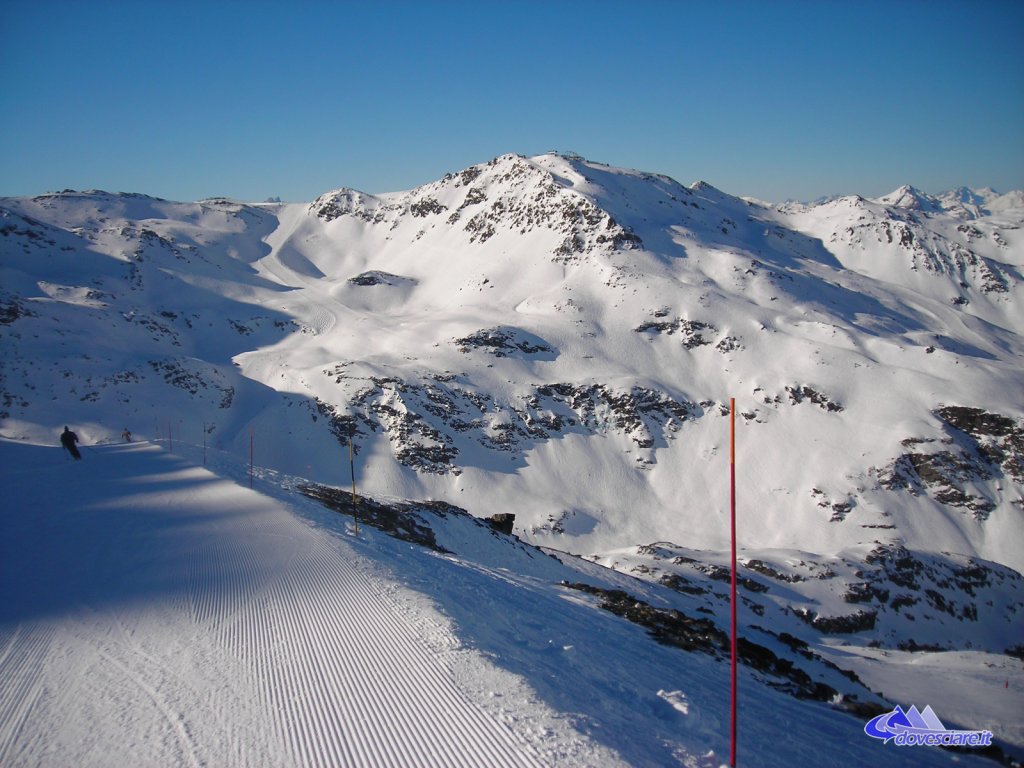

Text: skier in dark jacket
xmin=61 ymin=426 xmax=82 ymax=460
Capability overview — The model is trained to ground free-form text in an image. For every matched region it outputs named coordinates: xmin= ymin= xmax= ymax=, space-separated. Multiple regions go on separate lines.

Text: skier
xmin=122 ymin=427 xmax=132 ymax=442
xmin=61 ymin=426 xmax=82 ymax=460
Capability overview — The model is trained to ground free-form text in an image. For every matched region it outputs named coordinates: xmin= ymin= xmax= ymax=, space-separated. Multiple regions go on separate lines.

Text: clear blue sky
xmin=2 ymin=0 xmax=1022 ymax=203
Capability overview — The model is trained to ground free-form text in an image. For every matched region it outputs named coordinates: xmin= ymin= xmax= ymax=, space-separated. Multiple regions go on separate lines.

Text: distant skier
xmin=61 ymin=426 xmax=82 ymax=460
xmin=122 ymin=427 xmax=133 ymax=442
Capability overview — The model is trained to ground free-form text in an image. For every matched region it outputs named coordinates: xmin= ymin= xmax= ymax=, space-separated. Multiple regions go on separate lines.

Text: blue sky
xmin=2 ymin=0 xmax=1022 ymax=203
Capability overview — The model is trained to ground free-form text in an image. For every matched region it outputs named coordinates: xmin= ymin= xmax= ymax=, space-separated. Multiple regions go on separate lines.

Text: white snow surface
xmin=1 ymin=438 xmax=1010 ymax=767
xmin=0 ymin=441 xmax=608 ymax=767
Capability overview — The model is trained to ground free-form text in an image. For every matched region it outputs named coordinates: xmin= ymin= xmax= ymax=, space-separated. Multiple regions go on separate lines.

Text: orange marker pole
xmin=730 ymin=397 xmax=738 ymax=767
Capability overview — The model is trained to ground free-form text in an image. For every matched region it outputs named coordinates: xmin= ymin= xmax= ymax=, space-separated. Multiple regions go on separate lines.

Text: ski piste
xmin=1 ymin=439 xmax=1013 ymax=767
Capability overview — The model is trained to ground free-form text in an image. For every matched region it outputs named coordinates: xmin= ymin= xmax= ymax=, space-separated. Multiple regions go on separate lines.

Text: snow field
xmin=0 ymin=442 xmax=578 ymax=767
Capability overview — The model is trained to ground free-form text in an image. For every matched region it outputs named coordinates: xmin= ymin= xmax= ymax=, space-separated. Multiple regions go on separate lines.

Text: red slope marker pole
xmin=730 ymin=397 xmax=738 ymax=767
xmin=349 ymin=436 xmax=359 ymax=535
xmin=249 ymin=426 xmax=254 ymax=489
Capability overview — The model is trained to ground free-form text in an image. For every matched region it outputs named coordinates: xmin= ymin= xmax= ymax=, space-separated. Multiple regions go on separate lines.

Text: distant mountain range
xmin=2 ymin=153 xmax=1022 ymax=668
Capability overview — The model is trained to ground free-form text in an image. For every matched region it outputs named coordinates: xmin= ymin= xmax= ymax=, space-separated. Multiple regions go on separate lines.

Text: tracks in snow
xmin=0 ymin=443 xmax=547 ymax=767
xmin=190 ymin=500 xmax=544 ymax=768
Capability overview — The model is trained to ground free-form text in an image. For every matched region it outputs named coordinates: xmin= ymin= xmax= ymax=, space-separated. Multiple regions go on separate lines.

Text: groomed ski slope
xmin=0 ymin=439 xmax=1000 ymax=767
xmin=0 ymin=441 xmax=593 ymax=768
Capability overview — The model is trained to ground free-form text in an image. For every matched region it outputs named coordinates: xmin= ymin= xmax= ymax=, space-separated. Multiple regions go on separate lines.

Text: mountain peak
xmin=941 ymin=185 xmax=999 ymax=206
xmin=690 ymin=180 xmax=719 ymax=193
xmin=873 ymin=184 xmax=1024 ymax=220
xmin=875 ymin=184 xmax=942 ymax=212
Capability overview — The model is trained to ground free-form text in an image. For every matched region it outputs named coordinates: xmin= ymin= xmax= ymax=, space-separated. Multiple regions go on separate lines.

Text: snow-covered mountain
xmin=2 ymin=153 xmax=1022 ymax=762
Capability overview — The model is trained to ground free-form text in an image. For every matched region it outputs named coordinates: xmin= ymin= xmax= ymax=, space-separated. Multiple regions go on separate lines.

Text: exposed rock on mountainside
xmin=313 ymin=370 xmax=698 ymax=474
xmin=588 ymin=540 xmax=1023 ymax=658
xmin=312 ymin=154 xmax=644 ymax=262
xmin=877 ymin=407 xmax=1024 ymax=520
xmin=937 ymin=406 xmax=1024 ymax=484
xmin=348 ymin=270 xmax=416 ymax=287
xmin=455 ymin=327 xmax=555 ymax=358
